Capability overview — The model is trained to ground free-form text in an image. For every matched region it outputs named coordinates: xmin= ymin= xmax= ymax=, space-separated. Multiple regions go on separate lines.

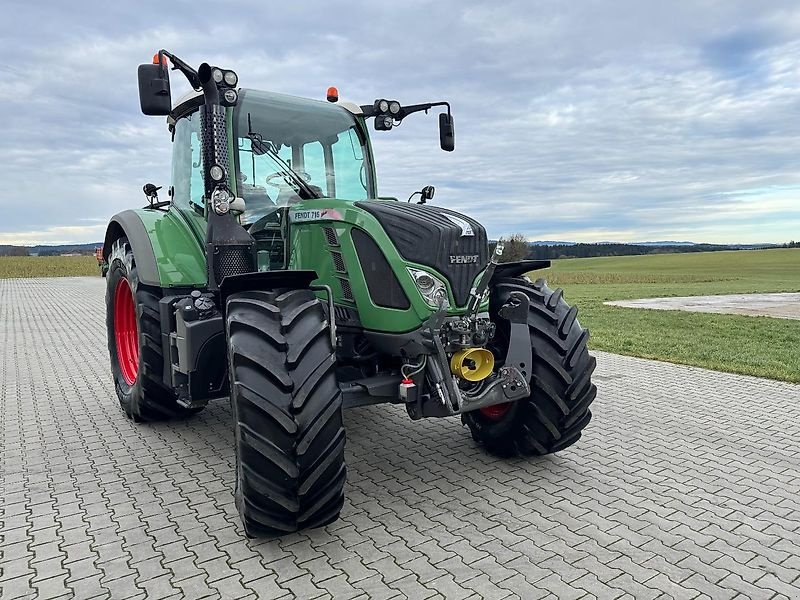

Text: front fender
xmin=219 ymin=270 xmax=318 ymax=312
xmin=490 ymin=259 xmax=551 ymax=282
xmin=103 ymin=209 xmax=207 ymax=288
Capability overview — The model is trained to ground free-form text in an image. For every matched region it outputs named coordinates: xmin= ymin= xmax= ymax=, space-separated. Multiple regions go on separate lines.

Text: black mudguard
xmin=219 ymin=270 xmax=319 ymax=313
xmin=490 ymin=259 xmax=551 ymax=282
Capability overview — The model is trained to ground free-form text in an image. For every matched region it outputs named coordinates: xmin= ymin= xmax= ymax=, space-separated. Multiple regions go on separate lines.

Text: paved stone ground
xmin=606 ymin=293 xmax=800 ymax=320
xmin=2 ymin=277 xmax=800 ymax=600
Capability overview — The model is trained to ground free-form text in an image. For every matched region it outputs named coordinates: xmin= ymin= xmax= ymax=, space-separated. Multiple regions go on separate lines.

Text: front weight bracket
xmin=498 ymin=291 xmax=532 ymax=385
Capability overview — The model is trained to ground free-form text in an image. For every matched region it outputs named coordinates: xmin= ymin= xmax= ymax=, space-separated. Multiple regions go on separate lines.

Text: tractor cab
xmin=168 ymin=88 xmax=377 ymax=270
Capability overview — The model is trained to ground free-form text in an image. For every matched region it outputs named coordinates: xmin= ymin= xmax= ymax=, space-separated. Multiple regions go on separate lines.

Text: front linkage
xmin=401 ymin=243 xmax=533 ymax=420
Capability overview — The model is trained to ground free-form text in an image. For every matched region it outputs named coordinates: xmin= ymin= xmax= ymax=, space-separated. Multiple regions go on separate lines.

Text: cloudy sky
xmin=3 ymin=1 xmax=800 ymax=245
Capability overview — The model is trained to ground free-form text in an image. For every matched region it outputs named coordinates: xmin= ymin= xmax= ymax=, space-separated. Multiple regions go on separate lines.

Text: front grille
xmin=212 ymin=245 xmax=254 ymax=284
xmin=323 ymin=226 xmax=339 ymax=246
xmin=355 ymin=201 xmax=488 ymax=306
xmin=352 ymin=228 xmax=410 ymax=310
xmin=331 ymin=251 xmax=346 ymax=273
xmin=338 ymin=277 xmax=354 ymax=301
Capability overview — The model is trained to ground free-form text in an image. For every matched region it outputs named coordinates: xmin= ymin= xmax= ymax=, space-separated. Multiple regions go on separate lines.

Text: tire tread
xmin=228 ymin=288 xmax=346 ymax=537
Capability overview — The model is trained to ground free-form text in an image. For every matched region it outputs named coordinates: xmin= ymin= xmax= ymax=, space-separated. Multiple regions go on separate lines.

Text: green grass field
xmin=0 ymin=256 xmax=99 ymax=279
xmin=544 ymin=248 xmax=800 ymax=382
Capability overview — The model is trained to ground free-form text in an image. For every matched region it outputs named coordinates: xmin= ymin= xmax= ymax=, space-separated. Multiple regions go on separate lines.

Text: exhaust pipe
xmin=197 ymin=63 xmax=220 ymax=107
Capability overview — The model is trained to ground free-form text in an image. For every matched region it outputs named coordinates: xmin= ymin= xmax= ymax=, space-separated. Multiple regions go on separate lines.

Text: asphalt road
xmin=2 ymin=277 xmax=799 ymax=599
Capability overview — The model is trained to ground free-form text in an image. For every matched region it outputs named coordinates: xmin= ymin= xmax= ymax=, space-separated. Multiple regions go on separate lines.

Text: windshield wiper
xmin=246 ymin=113 xmax=319 ymax=200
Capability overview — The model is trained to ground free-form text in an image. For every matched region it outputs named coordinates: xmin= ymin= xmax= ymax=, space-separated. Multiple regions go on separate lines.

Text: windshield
xmin=233 ymin=89 xmax=375 ymax=223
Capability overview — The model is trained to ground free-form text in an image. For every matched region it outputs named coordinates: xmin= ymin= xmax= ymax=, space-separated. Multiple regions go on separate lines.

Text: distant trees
xmin=1 ymin=246 xmax=29 ymax=257
xmin=499 ymin=233 xmax=530 ymax=263
xmin=526 ymin=243 xmax=757 ymax=260
xmin=485 ymin=239 xmax=782 ymax=261
xmin=784 ymin=240 xmax=799 ymax=248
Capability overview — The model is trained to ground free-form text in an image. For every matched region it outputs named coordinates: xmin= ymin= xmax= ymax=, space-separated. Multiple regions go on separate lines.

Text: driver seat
xmin=237 ymin=173 xmax=275 ymax=224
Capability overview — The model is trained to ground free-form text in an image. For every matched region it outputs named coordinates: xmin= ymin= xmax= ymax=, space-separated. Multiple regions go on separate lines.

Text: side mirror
xmin=420 ymin=185 xmax=435 ymax=203
xmin=138 ymin=63 xmax=172 ymax=116
xmin=143 ymin=183 xmax=162 ymax=199
xmin=439 ymin=113 xmax=455 ymax=152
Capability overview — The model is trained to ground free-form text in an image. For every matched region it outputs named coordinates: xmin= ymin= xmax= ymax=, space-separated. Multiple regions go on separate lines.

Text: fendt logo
xmin=449 ymin=254 xmax=480 ymax=264
xmin=445 ymin=215 xmax=475 ymax=237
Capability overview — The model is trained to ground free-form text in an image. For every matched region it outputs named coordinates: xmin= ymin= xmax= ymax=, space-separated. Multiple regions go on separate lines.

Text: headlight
xmin=378 ymin=99 xmax=389 ymax=113
xmin=389 ymin=101 xmax=400 ymax=115
xmin=408 ymin=268 xmax=449 ymax=308
xmin=212 ymin=68 xmax=224 ymax=83
xmin=211 ymin=188 xmax=233 ymax=214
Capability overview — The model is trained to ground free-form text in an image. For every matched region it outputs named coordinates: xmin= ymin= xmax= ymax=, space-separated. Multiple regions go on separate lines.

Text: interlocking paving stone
xmin=2 ymin=276 xmax=800 ymax=599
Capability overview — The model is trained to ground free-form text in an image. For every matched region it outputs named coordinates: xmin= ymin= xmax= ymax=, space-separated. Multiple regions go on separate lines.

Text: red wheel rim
xmin=480 ymin=402 xmax=511 ymax=420
xmin=114 ymin=277 xmax=139 ymax=385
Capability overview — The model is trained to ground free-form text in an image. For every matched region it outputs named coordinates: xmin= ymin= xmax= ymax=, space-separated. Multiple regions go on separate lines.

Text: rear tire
xmin=462 ymin=277 xmax=597 ymax=456
xmin=106 ymin=237 xmax=202 ymax=421
xmin=226 ymin=288 xmax=346 ymax=537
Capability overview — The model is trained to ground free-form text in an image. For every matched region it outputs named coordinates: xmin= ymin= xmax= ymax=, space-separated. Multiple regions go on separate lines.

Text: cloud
xmin=0 ymin=225 xmax=107 ymax=246
xmin=2 ymin=0 xmax=800 ymax=245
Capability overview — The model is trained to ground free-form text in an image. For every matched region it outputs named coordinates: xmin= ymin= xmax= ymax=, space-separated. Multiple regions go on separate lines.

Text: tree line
xmin=490 ymin=236 xmax=795 ymax=262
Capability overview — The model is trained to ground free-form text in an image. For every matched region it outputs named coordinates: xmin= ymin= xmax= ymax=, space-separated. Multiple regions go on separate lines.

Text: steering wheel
xmin=265 ymin=172 xmax=290 ymax=188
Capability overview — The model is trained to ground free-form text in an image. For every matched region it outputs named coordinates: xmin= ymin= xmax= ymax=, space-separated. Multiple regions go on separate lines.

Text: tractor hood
xmin=355 ymin=201 xmax=489 ymax=306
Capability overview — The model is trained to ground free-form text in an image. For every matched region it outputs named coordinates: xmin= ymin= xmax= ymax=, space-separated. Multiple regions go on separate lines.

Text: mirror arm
xmin=397 ymin=101 xmax=450 ymax=120
xmin=359 ymin=101 xmax=451 ymax=120
xmin=158 ymin=49 xmax=202 ymax=91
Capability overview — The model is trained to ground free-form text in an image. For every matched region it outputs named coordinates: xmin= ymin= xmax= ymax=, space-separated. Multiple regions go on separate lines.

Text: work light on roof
xmin=223 ymin=70 xmax=238 ymax=86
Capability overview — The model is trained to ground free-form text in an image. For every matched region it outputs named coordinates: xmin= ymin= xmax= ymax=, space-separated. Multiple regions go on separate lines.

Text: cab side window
xmin=331 ymin=129 xmax=368 ymax=200
xmin=171 ymin=113 xmax=204 ymax=210
xmin=303 ymin=141 xmax=328 ymax=196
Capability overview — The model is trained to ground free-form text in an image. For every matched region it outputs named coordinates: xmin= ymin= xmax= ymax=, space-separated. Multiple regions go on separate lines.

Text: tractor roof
xmin=167 ymin=89 xmax=363 ymax=128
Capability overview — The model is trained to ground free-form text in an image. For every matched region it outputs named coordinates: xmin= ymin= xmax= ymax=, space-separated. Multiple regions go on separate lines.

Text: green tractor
xmin=103 ymin=51 xmax=597 ymax=537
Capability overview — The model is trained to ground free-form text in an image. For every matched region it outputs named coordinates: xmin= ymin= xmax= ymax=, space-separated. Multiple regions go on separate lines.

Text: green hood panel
xmin=287 ymin=199 xmax=487 ymax=333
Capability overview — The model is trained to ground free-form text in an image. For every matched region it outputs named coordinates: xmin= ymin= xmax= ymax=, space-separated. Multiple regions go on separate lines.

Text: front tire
xmin=462 ymin=277 xmax=597 ymax=456
xmin=226 ymin=289 xmax=346 ymax=537
xmin=105 ymin=237 xmax=201 ymax=421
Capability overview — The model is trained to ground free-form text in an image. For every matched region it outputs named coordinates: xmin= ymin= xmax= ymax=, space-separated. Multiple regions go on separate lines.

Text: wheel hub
xmin=480 ymin=402 xmax=511 ymax=420
xmin=114 ymin=278 xmax=139 ymax=385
